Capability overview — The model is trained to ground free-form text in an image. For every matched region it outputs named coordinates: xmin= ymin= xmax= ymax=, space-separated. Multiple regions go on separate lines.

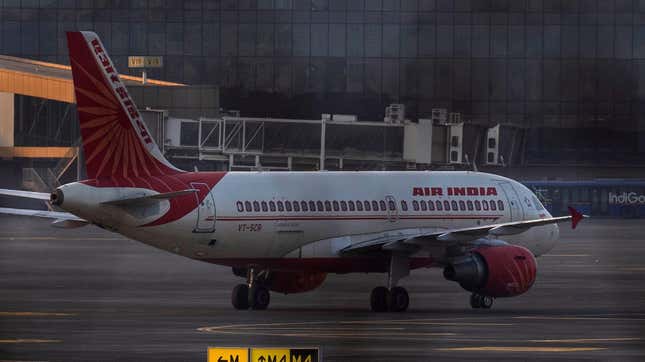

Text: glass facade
xmin=2 ymin=0 xmax=645 ymax=162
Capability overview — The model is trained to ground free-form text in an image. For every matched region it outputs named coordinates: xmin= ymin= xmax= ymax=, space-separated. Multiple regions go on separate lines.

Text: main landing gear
xmin=232 ymin=268 xmax=271 ymax=310
xmin=470 ymin=293 xmax=494 ymax=309
xmin=370 ymin=253 xmax=411 ymax=312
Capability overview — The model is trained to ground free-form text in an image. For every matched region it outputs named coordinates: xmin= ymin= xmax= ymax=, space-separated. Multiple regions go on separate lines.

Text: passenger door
xmin=385 ymin=195 xmax=399 ymax=222
xmin=497 ymin=181 xmax=524 ymax=221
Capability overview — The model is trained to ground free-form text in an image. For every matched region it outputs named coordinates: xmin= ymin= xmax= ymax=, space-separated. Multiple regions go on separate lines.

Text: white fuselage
xmin=57 ymin=171 xmax=560 ymax=266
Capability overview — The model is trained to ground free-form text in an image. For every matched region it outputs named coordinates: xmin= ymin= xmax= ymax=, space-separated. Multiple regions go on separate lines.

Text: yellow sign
xmin=207 ymin=347 xmax=249 ymax=362
xmin=250 ymin=348 xmax=318 ymax=362
xmin=127 ymin=56 xmax=163 ymax=68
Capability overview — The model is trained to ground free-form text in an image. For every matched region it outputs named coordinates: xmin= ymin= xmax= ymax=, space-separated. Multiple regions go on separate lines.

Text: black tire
xmin=370 ymin=286 xmax=389 ymax=312
xmin=388 ymin=286 xmax=410 ymax=312
xmin=249 ymin=285 xmax=270 ymax=310
xmin=470 ymin=293 xmax=481 ymax=309
xmin=232 ymin=284 xmax=249 ymax=310
xmin=481 ymin=295 xmax=494 ymax=309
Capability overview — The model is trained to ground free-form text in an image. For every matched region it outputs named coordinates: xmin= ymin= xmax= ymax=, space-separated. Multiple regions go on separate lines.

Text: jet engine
xmin=269 ymin=271 xmax=327 ymax=294
xmin=443 ymin=245 xmax=537 ymax=298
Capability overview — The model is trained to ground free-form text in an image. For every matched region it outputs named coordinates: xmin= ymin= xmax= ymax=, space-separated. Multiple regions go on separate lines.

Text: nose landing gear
xmin=231 ymin=268 xmax=271 ymax=310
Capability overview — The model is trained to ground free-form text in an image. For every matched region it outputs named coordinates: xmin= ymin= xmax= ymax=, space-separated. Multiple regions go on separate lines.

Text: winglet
xmin=568 ymin=206 xmax=585 ymax=229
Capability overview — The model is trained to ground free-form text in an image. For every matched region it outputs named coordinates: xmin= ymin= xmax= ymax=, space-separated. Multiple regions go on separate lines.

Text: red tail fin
xmin=66 ymin=31 xmax=181 ymax=179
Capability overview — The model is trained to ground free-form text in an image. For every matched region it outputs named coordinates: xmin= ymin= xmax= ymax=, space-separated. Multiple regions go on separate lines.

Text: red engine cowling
xmin=443 ymin=245 xmax=537 ymax=298
xmin=269 ymin=271 xmax=327 ymax=294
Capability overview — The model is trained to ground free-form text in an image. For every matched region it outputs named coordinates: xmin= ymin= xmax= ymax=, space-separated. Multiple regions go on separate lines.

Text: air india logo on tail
xmin=89 ymin=38 xmax=152 ymax=145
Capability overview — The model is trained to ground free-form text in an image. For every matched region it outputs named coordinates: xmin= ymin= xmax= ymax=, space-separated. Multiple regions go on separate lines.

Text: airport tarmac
xmin=1 ymin=216 xmax=644 ymax=361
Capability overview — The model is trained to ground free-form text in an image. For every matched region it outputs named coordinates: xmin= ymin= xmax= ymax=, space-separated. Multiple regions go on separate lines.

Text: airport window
xmin=490 ymin=200 xmax=497 ymax=211
xmin=482 ymin=200 xmax=489 ymax=211
xmin=261 ymin=201 xmax=268 ymax=212
xmin=253 ymin=201 xmax=260 ymax=212
xmin=436 ymin=201 xmax=443 ymax=211
xmin=475 ymin=200 xmax=481 ymax=211
xmin=309 ymin=201 xmax=316 ymax=211
xmin=444 ymin=200 xmax=451 ymax=211
xmin=245 ymin=201 xmax=252 ymax=212
xmin=378 ymin=200 xmax=386 ymax=211
xmin=356 ymin=200 xmax=364 ymax=211
xmin=400 ymin=200 xmax=408 ymax=211
xmin=349 ymin=201 xmax=356 ymax=211
xmin=325 ymin=201 xmax=332 ymax=211
xmin=277 ymin=201 xmax=285 ymax=212
xmin=293 ymin=201 xmax=300 ymax=212
xmin=236 ymin=201 xmax=244 ymax=212
xmin=341 ymin=201 xmax=348 ymax=211
xmin=365 ymin=201 xmax=372 ymax=211
xmin=388 ymin=200 xmax=395 ymax=211
xmin=413 ymin=200 xmax=419 ymax=211
xmin=317 ymin=201 xmax=324 ymax=211
xmin=285 ymin=201 xmax=292 ymax=212
xmin=420 ymin=200 xmax=427 ymax=211
xmin=333 ymin=201 xmax=340 ymax=212
xmin=467 ymin=200 xmax=473 ymax=211
xmin=269 ymin=201 xmax=276 ymax=212
xmin=497 ymin=200 xmax=504 ymax=211
xmin=451 ymin=200 xmax=458 ymax=211
xmin=459 ymin=200 xmax=466 ymax=211
xmin=428 ymin=200 xmax=435 ymax=211
xmin=301 ymin=201 xmax=308 ymax=212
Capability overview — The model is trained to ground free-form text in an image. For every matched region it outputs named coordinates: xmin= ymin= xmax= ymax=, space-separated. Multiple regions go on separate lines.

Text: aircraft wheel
xmin=231 ymin=284 xmax=249 ymax=310
xmin=470 ymin=293 xmax=482 ymax=309
xmin=370 ymin=286 xmax=389 ymax=312
xmin=249 ymin=285 xmax=271 ymax=310
xmin=388 ymin=286 xmax=409 ymax=312
xmin=481 ymin=295 xmax=494 ymax=309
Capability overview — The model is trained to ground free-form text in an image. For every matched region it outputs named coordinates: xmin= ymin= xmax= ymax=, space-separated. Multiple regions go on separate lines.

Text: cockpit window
xmin=532 ymin=195 xmax=546 ymax=211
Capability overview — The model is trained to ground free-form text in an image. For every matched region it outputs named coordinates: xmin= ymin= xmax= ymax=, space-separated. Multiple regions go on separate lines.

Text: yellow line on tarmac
xmin=0 ymin=312 xmax=75 ymax=317
xmin=530 ymin=338 xmax=641 ymax=343
xmin=436 ymin=346 xmax=606 ymax=352
xmin=515 ymin=316 xmax=645 ymax=321
xmin=543 ymin=254 xmax=591 ymax=257
xmin=0 ymin=339 xmax=61 ymax=344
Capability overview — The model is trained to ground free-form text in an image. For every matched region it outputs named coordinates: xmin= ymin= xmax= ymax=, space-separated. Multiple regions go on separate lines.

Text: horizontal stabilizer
xmin=101 ymin=189 xmax=198 ymax=206
xmin=0 ymin=207 xmax=86 ymax=223
xmin=0 ymin=188 xmax=50 ymax=200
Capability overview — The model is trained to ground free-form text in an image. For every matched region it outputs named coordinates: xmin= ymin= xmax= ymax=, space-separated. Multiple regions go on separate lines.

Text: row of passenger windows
xmin=235 ymin=199 xmax=505 ymax=213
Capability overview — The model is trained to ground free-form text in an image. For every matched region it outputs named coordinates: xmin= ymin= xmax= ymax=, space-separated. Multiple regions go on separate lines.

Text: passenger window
xmin=245 ymin=201 xmax=252 ymax=212
xmin=428 ymin=200 xmax=435 ymax=211
xmin=388 ymin=200 xmax=395 ymax=211
xmin=451 ymin=200 xmax=458 ymax=211
xmin=377 ymin=200 xmax=385 ymax=211
xmin=474 ymin=200 xmax=481 ymax=211
xmin=413 ymin=200 xmax=419 ymax=211
xmin=253 ymin=201 xmax=260 ymax=212
xmin=467 ymin=200 xmax=473 ymax=211
xmin=436 ymin=200 xmax=443 ymax=210
xmin=349 ymin=200 xmax=355 ymax=211
xmin=285 ymin=201 xmax=292 ymax=212
xmin=497 ymin=200 xmax=504 ymax=211
xmin=236 ymin=201 xmax=244 ymax=212
xmin=277 ymin=201 xmax=284 ymax=212
xmin=325 ymin=201 xmax=332 ymax=211
xmin=293 ymin=201 xmax=300 ymax=212
xmin=444 ymin=200 xmax=450 ymax=211
xmin=459 ymin=200 xmax=465 ymax=211
xmin=301 ymin=201 xmax=308 ymax=211
xmin=490 ymin=200 xmax=497 ymax=211
xmin=317 ymin=201 xmax=324 ymax=211
xmin=309 ymin=201 xmax=316 ymax=211
xmin=420 ymin=200 xmax=427 ymax=211
xmin=356 ymin=200 xmax=363 ymax=211
xmin=482 ymin=200 xmax=489 ymax=211
xmin=400 ymin=200 xmax=408 ymax=211
xmin=341 ymin=201 xmax=348 ymax=211
xmin=365 ymin=201 xmax=372 ymax=211
xmin=261 ymin=201 xmax=268 ymax=212
xmin=333 ymin=201 xmax=340 ymax=211
xmin=269 ymin=201 xmax=276 ymax=212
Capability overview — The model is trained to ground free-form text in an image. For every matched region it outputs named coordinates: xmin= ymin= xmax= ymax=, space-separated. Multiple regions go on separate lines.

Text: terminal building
xmin=1 ymin=1 xmax=645 ymax=217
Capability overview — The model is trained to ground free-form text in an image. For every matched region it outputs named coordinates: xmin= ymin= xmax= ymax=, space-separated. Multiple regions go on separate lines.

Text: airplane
xmin=0 ymin=31 xmax=586 ymax=312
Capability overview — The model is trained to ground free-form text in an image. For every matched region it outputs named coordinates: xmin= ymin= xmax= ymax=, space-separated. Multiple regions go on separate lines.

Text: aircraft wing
xmin=0 ymin=188 xmax=50 ymax=200
xmin=340 ymin=207 xmax=586 ymax=255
